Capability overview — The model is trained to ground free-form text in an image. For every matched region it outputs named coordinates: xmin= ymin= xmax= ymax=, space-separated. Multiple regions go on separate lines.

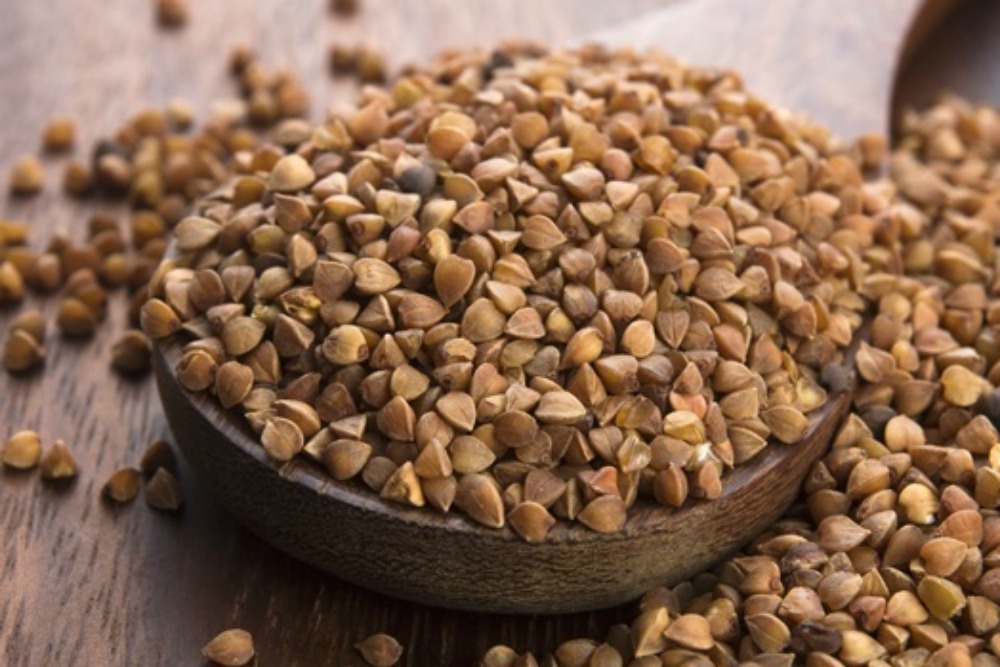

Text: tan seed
xmin=0 ymin=261 xmax=25 ymax=303
xmin=493 ymin=410 xmax=538 ymax=448
xmin=578 ymin=495 xmax=626 ymax=533
xmin=917 ymin=575 xmax=967 ymax=620
xmin=215 ymin=361 xmax=255 ymax=409
xmin=353 ymin=258 xmax=401 ymax=295
xmin=41 ymin=116 xmax=75 ymax=152
xmin=380 ymin=461 xmax=424 ymax=507
xmin=449 ymin=436 xmax=496 ymax=474
xmin=456 ymin=473 xmax=504 ymax=528
xmin=202 ymin=629 xmax=255 ymax=666
xmin=397 ymin=293 xmax=447 ymax=329
xmin=631 ymin=607 xmax=670 ymax=656
xmin=322 ymin=439 xmax=372 ymax=480
xmin=377 ymin=396 xmax=416 ymax=441
xmin=9 ymin=155 xmax=44 ymax=195
xmin=761 ymin=405 xmax=809 ymax=444
xmin=941 ymin=365 xmax=989 ymax=407
xmin=355 ymin=633 xmax=403 ymax=667
xmin=322 ymin=324 xmax=370 ymax=365
xmin=534 ymin=391 xmax=587 ymax=425
xmin=433 ymin=254 xmax=476 ymax=308
xmin=260 ymin=417 xmax=304 ymax=461
xmin=435 ymin=391 xmax=476 ymax=432
xmin=461 ymin=298 xmax=506 ymax=343
xmin=508 ymin=501 xmax=556 ymax=543
xmin=839 ymin=629 xmax=887 ymax=666
xmin=39 ymin=440 xmax=78 ymax=480
xmin=268 ymin=154 xmax=315 ymax=192
xmin=664 ymin=613 xmax=713 ymax=651
xmin=140 ymin=298 xmax=181 ymax=339
xmin=176 ymin=349 xmax=217 ymax=392
xmin=2 ymin=430 xmax=42 ymax=469
xmin=817 ymin=515 xmax=870 ymax=553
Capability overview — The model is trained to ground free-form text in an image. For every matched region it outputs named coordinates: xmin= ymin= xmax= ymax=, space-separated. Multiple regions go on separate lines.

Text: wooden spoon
xmin=153 ymin=0 xmax=950 ymax=614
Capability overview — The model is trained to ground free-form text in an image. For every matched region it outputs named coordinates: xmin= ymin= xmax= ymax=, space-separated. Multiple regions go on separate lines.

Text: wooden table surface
xmin=2 ymin=1 xmax=999 ymax=665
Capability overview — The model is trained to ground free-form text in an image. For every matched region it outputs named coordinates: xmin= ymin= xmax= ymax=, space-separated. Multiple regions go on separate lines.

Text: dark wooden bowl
xmin=153 ymin=336 xmax=854 ymax=614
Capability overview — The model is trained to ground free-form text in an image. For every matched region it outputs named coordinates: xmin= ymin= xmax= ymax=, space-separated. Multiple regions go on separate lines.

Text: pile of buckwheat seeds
xmin=142 ymin=44 xmax=873 ymax=542
xmin=4 ymin=30 xmax=1000 ymax=666
xmin=472 ymin=93 xmax=1000 ymax=666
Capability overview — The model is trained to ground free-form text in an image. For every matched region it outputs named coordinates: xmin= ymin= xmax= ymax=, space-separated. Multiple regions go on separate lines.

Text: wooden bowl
xmin=153 ymin=336 xmax=854 ymax=614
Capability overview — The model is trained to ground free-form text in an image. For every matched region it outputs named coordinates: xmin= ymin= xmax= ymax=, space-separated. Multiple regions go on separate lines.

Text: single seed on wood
xmin=103 ymin=468 xmax=141 ymax=504
xmin=156 ymin=0 xmax=189 ymax=27
xmin=202 ymin=629 xmax=255 ymax=666
xmin=54 ymin=297 xmax=97 ymax=338
xmin=4 ymin=329 xmax=44 ymax=373
xmin=42 ymin=116 xmax=75 ymax=152
xmin=145 ymin=468 xmax=183 ymax=511
xmin=110 ymin=330 xmax=152 ymax=375
xmin=9 ymin=155 xmax=44 ymax=195
xmin=2 ymin=430 xmax=42 ymax=469
xmin=355 ymin=633 xmax=403 ymax=667
xmin=40 ymin=440 xmax=77 ymax=480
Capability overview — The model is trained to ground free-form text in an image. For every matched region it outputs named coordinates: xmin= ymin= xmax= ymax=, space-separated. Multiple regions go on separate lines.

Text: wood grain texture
xmin=153 ymin=333 xmax=854 ymax=614
xmin=0 ymin=0 xmax=995 ymax=664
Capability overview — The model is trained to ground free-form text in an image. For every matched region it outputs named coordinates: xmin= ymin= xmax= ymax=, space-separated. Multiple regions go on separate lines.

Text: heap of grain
xmin=139 ymin=45 xmax=875 ymax=539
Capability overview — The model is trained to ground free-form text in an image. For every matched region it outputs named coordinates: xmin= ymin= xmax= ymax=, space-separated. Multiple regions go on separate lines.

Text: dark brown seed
xmin=140 ymin=440 xmax=178 ymax=477
xmin=156 ymin=0 xmax=189 ymax=28
xmin=110 ymin=330 xmax=152 ymax=375
xmin=145 ymin=468 xmax=183 ymax=511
